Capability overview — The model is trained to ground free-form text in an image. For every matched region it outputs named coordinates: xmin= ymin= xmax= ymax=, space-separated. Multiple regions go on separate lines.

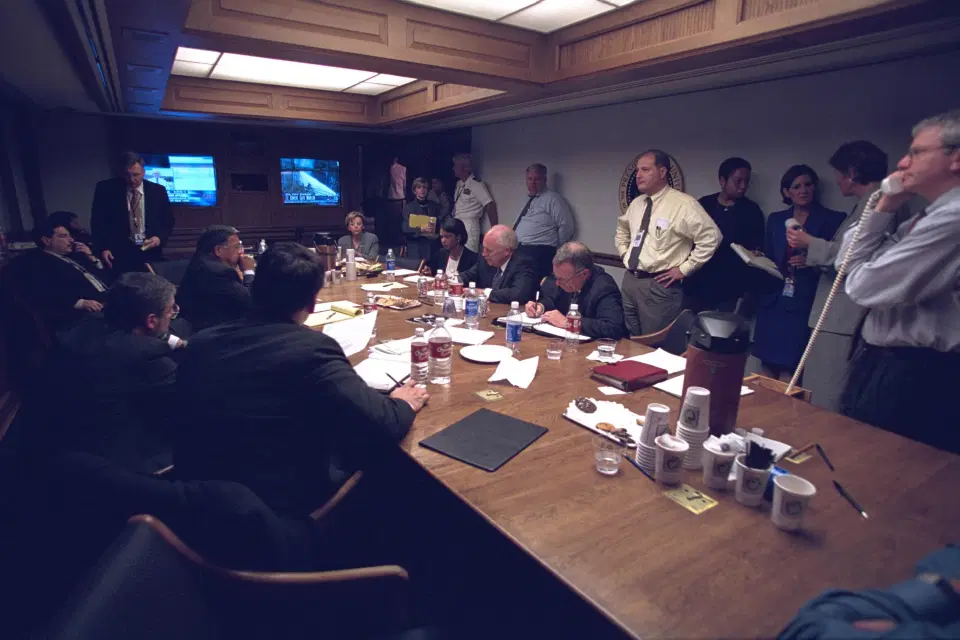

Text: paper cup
xmin=679 ymin=386 xmax=710 ymax=431
xmin=734 ymin=454 xmax=771 ymax=507
xmin=654 ymin=435 xmax=689 ymax=486
xmin=635 ymin=441 xmax=656 ymax=472
xmin=641 ymin=403 xmax=671 ymax=446
xmin=771 ymin=475 xmax=816 ymax=531
xmin=701 ymin=444 xmax=736 ymax=490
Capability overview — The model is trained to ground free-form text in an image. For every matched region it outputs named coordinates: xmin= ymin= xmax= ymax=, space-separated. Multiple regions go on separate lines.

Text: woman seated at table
xmin=752 ymin=165 xmax=845 ymax=381
xmin=419 ymin=217 xmax=478 ymax=277
xmin=337 ymin=211 xmax=380 ymax=262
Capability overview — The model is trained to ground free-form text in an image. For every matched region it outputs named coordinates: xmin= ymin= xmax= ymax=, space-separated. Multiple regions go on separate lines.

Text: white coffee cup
xmin=679 ymin=386 xmax=710 ymax=431
xmin=771 ymin=475 xmax=817 ymax=531
xmin=734 ymin=454 xmax=771 ymax=507
xmin=654 ymin=434 xmax=689 ymax=486
xmin=641 ymin=403 xmax=671 ymax=446
xmin=701 ymin=442 xmax=736 ymax=490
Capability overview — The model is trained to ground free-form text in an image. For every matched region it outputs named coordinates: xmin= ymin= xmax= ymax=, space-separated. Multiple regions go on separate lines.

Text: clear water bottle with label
xmin=447 ymin=270 xmax=464 ymax=319
xmin=411 ymin=327 xmax=429 ymax=386
xmin=565 ymin=303 xmax=581 ymax=351
xmin=385 ymin=248 xmax=396 ymax=273
xmin=506 ymin=301 xmax=523 ymax=354
xmin=434 ymin=270 xmax=447 ymax=294
xmin=429 ymin=318 xmax=453 ymax=385
xmin=363 ymin=292 xmax=378 ymax=340
xmin=464 ymin=281 xmax=480 ymax=330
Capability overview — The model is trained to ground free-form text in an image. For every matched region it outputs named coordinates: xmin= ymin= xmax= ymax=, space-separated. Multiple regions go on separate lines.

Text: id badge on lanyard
xmin=134 ymin=233 xmax=145 ymax=247
xmin=632 ymin=229 xmax=645 ymax=248
xmin=782 ymin=276 xmax=795 ymax=297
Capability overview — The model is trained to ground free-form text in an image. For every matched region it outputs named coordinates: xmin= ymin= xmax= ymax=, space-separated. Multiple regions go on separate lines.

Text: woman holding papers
xmin=402 ymin=177 xmax=442 ymax=262
xmin=338 ymin=211 xmax=380 ymax=262
xmin=421 ymin=217 xmax=478 ymax=278
xmin=752 ymin=166 xmax=845 ymax=381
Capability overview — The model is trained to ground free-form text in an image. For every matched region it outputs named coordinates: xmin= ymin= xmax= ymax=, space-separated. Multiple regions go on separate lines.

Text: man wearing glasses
xmin=525 ymin=242 xmax=626 ymax=339
xmin=838 ymin=110 xmax=960 ymax=454
xmin=177 ymin=225 xmax=256 ymax=332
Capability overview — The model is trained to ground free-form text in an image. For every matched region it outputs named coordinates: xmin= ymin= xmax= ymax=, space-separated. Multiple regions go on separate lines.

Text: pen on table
xmin=832 ymin=480 xmax=868 ymax=519
xmin=790 ymin=442 xmax=816 ymax=457
xmin=385 ymin=373 xmax=410 ymax=392
xmin=815 ymin=443 xmax=835 ymax=471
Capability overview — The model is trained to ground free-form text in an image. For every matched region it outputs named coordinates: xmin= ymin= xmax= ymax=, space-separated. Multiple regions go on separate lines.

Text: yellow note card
xmin=662 ymin=484 xmax=718 ymax=515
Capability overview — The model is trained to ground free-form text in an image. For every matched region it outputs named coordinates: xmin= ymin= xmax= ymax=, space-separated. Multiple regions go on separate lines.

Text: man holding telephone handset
xmin=838 ymin=110 xmax=960 ymax=454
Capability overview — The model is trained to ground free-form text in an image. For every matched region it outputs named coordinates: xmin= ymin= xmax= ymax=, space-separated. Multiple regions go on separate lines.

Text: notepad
xmin=419 ymin=409 xmax=547 ymax=472
xmin=731 ymin=244 xmax=784 ymax=281
xmin=653 ymin=375 xmax=755 ymax=398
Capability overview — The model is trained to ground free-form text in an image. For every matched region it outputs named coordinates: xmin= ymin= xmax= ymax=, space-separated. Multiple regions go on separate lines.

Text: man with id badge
xmin=614 ymin=149 xmax=720 ymax=335
xmin=92 ymin=151 xmax=174 ymax=274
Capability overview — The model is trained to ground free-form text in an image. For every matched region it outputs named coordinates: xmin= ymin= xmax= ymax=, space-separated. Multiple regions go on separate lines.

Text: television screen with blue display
xmin=142 ymin=154 xmax=218 ymax=206
xmin=281 ymin=158 xmax=341 ymax=206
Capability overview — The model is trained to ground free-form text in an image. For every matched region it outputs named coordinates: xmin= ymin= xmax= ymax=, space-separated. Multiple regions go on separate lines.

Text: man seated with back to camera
xmin=176 ymin=225 xmax=256 ymax=333
xmin=525 ymin=242 xmax=626 ymax=340
xmin=173 ymin=243 xmax=429 ymax=519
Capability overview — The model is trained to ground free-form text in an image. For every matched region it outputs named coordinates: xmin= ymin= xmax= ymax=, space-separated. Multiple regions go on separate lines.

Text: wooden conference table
xmin=320 ymin=276 xmax=960 ymax=639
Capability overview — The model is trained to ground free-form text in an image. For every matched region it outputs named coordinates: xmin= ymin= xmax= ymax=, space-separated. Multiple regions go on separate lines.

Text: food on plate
xmin=596 ymin=422 xmax=615 ymax=432
xmin=374 ymin=295 xmax=420 ymax=310
xmin=574 ymin=397 xmax=597 ymax=413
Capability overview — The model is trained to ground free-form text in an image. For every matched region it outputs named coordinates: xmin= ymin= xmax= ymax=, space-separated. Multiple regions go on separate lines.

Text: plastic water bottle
xmin=464 ymin=281 xmax=479 ymax=330
xmin=258 ymin=238 xmax=267 ymax=255
xmin=565 ymin=303 xmax=581 ymax=351
xmin=429 ymin=318 xmax=453 ymax=385
xmin=447 ymin=270 xmax=464 ymax=319
xmin=434 ymin=270 xmax=447 ymax=293
xmin=363 ymin=292 xmax=378 ymax=340
xmin=506 ymin=301 xmax=523 ymax=354
xmin=411 ymin=327 xmax=429 ymax=386
xmin=477 ymin=288 xmax=488 ymax=318
xmin=385 ymin=248 xmax=396 ymax=272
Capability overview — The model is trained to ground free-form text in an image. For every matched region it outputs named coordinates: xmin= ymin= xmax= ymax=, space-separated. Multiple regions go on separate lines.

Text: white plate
xmin=460 ymin=344 xmax=514 ymax=364
xmin=563 ymin=398 xmax=644 ymax=445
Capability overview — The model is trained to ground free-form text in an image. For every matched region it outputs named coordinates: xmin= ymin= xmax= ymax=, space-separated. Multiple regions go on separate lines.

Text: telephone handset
xmin=881 ymin=174 xmax=904 ymax=195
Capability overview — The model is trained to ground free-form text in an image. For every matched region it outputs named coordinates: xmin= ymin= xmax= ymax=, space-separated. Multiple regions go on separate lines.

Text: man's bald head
xmin=481 ymin=224 xmax=517 ymax=268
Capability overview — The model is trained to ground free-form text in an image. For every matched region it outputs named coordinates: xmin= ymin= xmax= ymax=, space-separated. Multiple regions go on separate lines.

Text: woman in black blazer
xmin=421 ymin=217 xmax=478 ymax=277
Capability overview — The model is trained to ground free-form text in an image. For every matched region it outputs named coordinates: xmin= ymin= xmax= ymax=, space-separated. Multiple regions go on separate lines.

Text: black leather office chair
xmin=146 ymin=258 xmax=190 ymax=286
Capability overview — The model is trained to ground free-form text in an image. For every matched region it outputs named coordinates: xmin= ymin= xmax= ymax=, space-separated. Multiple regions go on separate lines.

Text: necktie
xmin=56 ymin=254 xmax=107 ymax=292
xmin=491 ymin=267 xmax=504 ymax=291
xmin=129 ymin=189 xmax=143 ymax=237
xmin=512 ymin=194 xmax=537 ymax=231
xmin=627 ymin=196 xmax=653 ymax=272
xmin=904 ymin=209 xmax=927 ymax=235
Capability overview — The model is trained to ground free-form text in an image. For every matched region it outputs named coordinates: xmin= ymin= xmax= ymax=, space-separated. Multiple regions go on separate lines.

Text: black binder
xmin=418 ymin=408 xmax=548 ymax=472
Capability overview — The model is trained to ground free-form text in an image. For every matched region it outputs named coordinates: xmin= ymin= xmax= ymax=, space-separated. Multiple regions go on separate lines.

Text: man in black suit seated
xmin=47 ymin=210 xmax=106 ymax=272
xmin=91 ymin=151 xmax=174 ymax=274
xmin=174 ymin=243 xmax=429 ymax=518
xmin=12 ymin=272 xmax=180 ymax=474
xmin=525 ymin=242 xmax=626 ymax=340
xmin=177 ymin=225 xmax=256 ymax=332
xmin=458 ymin=224 xmax=538 ymax=305
xmin=14 ymin=216 xmax=109 ymax=331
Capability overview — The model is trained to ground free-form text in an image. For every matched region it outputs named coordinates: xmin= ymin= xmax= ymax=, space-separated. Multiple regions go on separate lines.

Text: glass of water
xmin=597 ymin=339 xmax=617 ymax=362
xmin=546 ymin=338 xmax=563 ymax=360
xmin=594 ymin=436 xmax=623 ymax=476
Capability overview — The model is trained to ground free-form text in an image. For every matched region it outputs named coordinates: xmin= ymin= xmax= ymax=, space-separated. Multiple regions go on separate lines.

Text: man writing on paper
xmin=615 ymin=150 xmax=721 ymax=335
xmin=459 ymin=225 xmax=538 ymax=305
xmin=174 ymin=243 xmax=429 ymax=517
xmin=513 ymin=163 xmax=575 ymax=281
xmin=453 ymin=153 xmax=498 ymax=252
xmin=177 ymin=225 xmax=256 ymax=332
xmin=525 ymin=242 xmax=625 ymax=340
xmin=838 ymin=110 xmax=960 ymax=454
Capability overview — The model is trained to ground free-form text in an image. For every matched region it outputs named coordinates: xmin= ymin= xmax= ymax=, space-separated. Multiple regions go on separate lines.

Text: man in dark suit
xmin=13 ymin=217 xmax=109 ymax=332
xmin=91 ymin=151 xmax=174 ymax=274
xmin=526 ymin=242 xmax=626 ymax=340
xmin=177 ymin=225 xmax=256 ymax=332
xmin=174 ymin=243 xmax=429 ymax=518
xmin=458 ymin=224 xmax=538 ymax=305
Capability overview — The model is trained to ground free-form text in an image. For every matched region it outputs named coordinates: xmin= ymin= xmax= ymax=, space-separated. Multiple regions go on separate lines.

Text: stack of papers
xmin=533 ymin=323 xmax=591 ymax=342
xmin=353 ymin=358 xmax=410 ymax=392
xmin=489 ymin=356 xmax=539 ymax=389
xmin=625 ymin=348 xmax=687 ymax=374
xmin=495 ymin=313 xmax=543 ymax=326
xmin=322 ymin=310 xmax=378 ymax=357
xmin=367 ymin=324 xmax=492 ymax=364
xmin=652 ymin=375 xmax=755 ymax=398
xmin=360 ymin=282 xmax=408 ymax=292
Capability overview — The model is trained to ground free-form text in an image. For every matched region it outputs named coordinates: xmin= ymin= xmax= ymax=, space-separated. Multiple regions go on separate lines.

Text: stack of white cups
xmin=675 ymin=386 xmax=711 ymax=470
xmin=635 ymin=403 xmax=670 ymax=474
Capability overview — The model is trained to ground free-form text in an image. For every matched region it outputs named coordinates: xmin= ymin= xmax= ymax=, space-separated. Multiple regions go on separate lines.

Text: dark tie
xmin=129 ymin=190 xmax=143 ymax=238
xmin=491 ymin=267 xmax=504 ymax=291
xmin=904 ymin=209 xmax=927 ymax=235
xmin=627 ymin=196 xmax=653 ymax=272
xmin=512 ymin=195 xmax=537 ymax=231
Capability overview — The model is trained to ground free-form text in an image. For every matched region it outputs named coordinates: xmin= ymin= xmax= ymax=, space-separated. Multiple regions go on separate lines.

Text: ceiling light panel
xmin=171 ymin=60 xmax=213 ymax=77
xmin=369 ymin=74 xmax=416 ymax=87
xmin=210 ymin=53 xmax=377 ymax=91
xmin=605 ymin=0 xmax=641 ymax=5
xmin=345 ymin=83 xmax=397 ymax=95
xmin=175 ymin=47 xmax=220 ymax=64
xmin=402 ymin=0 xmax=538 ymax=22
xmin=501 ymin=0 xmax=614 ymax=32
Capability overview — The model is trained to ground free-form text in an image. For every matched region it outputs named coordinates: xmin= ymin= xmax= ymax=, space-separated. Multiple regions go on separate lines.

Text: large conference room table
xmin=320 ymin=275 xmax=960 ymax=639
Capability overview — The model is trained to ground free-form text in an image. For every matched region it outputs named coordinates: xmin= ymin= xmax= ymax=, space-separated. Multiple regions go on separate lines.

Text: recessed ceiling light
xmin=210 ymin=53 xmax=377 ymax=91
xmin=605 ymin=0 xmax=641 ymax=5
xmin=369 ymin=74 xmax=417 ymax=87
xmin=175 ymin=47 xmax=220 ymax=65
xmin=345 ymin=83 xmax=396 ymax=95
xmin=501 ymin=0 xmax=614 ymax=32
xmin=402 ymin=0 xmax=538 ymax=22
xmin=171 ymin=60 xmax=213 ymax=77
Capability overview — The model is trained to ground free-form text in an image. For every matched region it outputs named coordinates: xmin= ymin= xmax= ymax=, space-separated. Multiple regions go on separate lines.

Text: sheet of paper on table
xmin=586 ymin=351 xmax=624 ymax=362
xmin=403 ymin=274 xmax=433 ymax=284
xmin=388 ymin=269 xmax=420 ymax=277
xmin=653 ymin=374 xmax=755 ymax=398
xmin=322 ymin=310 xmax=377 ymax=357
xmin=626 ymin=348 xmax=687 ymax=374
xmin=533 ymin=323 xmax=589 ymax=341
xmin=495 ymin=313 xmax=543 ymax=326
xmin=360 ymin=282 xmax=409 ymax=292
xmin=598 ymin=386 xmax=629 ymax=396
xmin=354 ymin=358 xmax=411 ymax=392
xmin=488 ymin=356 xmax=539 ymax=390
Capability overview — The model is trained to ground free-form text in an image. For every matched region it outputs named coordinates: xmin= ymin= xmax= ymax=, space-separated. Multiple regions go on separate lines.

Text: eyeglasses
xmin=169 ymin=303 xmax=180 ymax=319
xmin=906 ymin=145 xmax=948 ymax=159
xmin=555 ymin=269 xmax=587 ymax=286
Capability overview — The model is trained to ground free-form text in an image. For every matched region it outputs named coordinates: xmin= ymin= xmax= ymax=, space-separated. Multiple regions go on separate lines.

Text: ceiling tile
xmin=501 ymin=0 xmax=614 ymax=32
xmin=369 ymin=73 xmax=417 ymax=87
xmin=175 ymin=47 xmax=220 ymax=64
xmin=210 ymin=54 xmax=377 ymax=91
xmin=402 ymin=0 xmax=538 ymax=22
xmin=345 ymin=82 xmax=396 ymax=95
xmin=171 ymin=60 xmax=213 ymax=77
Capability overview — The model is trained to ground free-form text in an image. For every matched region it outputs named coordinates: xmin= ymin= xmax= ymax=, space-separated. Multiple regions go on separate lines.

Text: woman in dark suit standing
xmin=752 ymin=165 xmax=845 ymax=381
xmin=421 ymin=217 xmax=478 ymax=277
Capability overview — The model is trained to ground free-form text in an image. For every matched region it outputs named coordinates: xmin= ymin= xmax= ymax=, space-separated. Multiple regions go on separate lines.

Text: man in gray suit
xmin=786 ymin=141 xmax=911 ymax=411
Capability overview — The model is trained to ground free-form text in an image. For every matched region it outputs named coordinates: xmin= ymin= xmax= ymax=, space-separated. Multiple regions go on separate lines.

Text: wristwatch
xmin=916 ymin=572 xmax=960 ymax=605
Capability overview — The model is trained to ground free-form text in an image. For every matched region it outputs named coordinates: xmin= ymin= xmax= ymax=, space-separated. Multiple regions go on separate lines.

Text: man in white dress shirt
xmin=513 ymin=163 xmax=576 ymax=280
xmin=452 ymin=153 xmax=498 ymax=253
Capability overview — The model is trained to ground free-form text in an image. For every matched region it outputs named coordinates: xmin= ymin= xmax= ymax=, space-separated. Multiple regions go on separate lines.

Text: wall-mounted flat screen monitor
xmin=142 ymin=154 xmax=218 ymax=206
xmin=280 ymin=158 xmax=341 ymax=205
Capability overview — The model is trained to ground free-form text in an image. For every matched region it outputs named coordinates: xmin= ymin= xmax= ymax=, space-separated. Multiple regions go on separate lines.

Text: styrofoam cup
xmin=654 ymin=434 xmax=689 ymax=486
xmin=771 ymin=474 xmax=816 ymax=531
xmin=734 ymin=454 xmax=771 ymax=507
xmin=702 ymin=443 xmax=737 ymax=490
xmin=679 ymin=386 xmax=710 ymax=430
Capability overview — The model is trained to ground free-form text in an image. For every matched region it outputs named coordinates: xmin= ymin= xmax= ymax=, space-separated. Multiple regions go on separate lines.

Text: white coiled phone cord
xmin=785 ymin=189 xmax=883 ymax=396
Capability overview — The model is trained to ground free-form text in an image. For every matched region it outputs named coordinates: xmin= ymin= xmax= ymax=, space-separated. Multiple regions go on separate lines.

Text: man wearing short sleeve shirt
xmin=614 ymin=149 xmax=721 ymax=335
xmin=452 ymin=153 xmax=498 ymax=253
xmin=513 ymin=163 xmax=576 ymax=280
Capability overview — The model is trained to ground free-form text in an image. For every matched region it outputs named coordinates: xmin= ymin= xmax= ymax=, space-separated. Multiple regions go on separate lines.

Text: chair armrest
xmin=309 ymin=471 xmax=363 ymax=522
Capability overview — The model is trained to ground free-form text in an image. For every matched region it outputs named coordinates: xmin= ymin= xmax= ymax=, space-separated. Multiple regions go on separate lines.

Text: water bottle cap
xmin=511 ymin=301 xmax=519 ymax=308
xmin=469 ymin=282 xmax=476 ymax=288
xmin=415 ymin=327 xmax=424 ymax=335
xmin=570 ymin=303 xmax=579 ymax=310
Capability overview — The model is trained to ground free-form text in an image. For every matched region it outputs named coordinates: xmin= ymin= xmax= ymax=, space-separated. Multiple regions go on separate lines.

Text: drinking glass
xmin=594 ymin=436 xmax=623 ymax=476
xmin=597 ymin=339 xmax=617 ymax=362
xmin=546 ymin=339 xmax=563 ymax=360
